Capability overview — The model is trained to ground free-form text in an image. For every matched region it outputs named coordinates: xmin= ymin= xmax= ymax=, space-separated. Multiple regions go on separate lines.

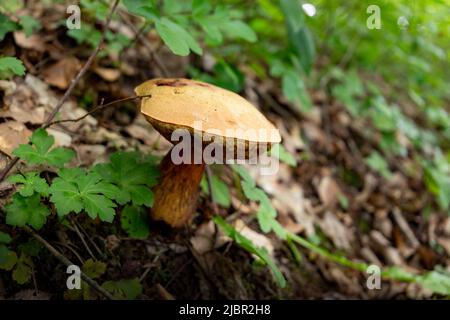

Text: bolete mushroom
xmin=135 ymin=78 xmax=281 ymax=227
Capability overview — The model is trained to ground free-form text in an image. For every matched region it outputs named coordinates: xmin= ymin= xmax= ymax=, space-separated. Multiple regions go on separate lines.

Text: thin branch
xmin=43 ymin=0 xmax=120 ymax=127
xmin=43 ymin=95 xmax=150 ymax=129
xmin=117 ymin=10 xmax=170 ymax=77
xmin=70 ymin=219 xmax=97 ymax=261
xmin=25 ymin=227 xmax=115 ymax=300
xmin=0 ymin=0 xmax=120 ymax=182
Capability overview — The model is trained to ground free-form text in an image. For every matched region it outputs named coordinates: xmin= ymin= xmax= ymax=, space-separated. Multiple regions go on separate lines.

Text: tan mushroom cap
xmin=135 ymin=78 xmax=281 ymax=147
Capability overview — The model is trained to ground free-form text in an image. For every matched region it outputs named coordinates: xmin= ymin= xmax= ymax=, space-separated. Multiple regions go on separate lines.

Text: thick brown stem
xmin=151 ymin=149 xmax=205 ymax=227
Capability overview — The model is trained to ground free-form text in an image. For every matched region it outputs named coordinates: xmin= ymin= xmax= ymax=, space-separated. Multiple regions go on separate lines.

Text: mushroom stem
xmin=151 ymin=148 xmax=205 ymax=227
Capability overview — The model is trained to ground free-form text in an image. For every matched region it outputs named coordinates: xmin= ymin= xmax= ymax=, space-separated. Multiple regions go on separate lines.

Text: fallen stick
xmin=24 ymin=226 xmax=115 ymax=300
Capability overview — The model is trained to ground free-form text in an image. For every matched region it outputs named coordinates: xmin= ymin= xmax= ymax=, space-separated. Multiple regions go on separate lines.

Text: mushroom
xmin=135 ymin=78 xmax=281 ymax=227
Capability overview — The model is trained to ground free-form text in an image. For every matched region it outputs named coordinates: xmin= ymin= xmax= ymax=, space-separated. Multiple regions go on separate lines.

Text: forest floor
xmin=1 ymin=3 xmax=449 ymax=300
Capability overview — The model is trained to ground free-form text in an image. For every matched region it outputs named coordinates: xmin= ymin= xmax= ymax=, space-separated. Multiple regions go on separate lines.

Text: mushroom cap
xmin=135 ymin=78 xmax=281 ymax=150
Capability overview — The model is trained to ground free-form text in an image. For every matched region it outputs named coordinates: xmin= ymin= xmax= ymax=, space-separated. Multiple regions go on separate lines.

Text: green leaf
xmin=270 ymin=144 xmax=297 ymax=167
xmin=213 ymin=216 xmax=286 ymax=288
xmin=0 ymin=56 xmax=26 ymax=77
xmin=8 ymin=172 xmax=49 ymax=197
xmin=221 ymin=20 xmax=257 ymax=42
xmin=49 ymin=168 xmax=119 ymax=222
xmin=12 ymin=254 xmax=33 ymax=284
xmin=279 ymin=0 xmax=315 ymax=73
xmin=256 ymin=205 xmax=277 ymax=233
xmin=370 ymin=97 xmax=397 ymax=132
xmin=200 ymin=174 xmax=231 ymax=208
xmin=192 ymin=0 xmax=212 ymax=17
xmin=281 ymin=70 xmax=312 ymax=112
xmin=82 ymin=259 xmax=107 ymax=279
xmin=18 ymin=239 xmax=42 ymax=257
xmin=189 ymin=61 xmax=244 ymax=92
xmin=18 ymin=15 xmax=41 ymax=37
xmin=423 ymin=160 xmax=450 ymax=211
xmin=155 ymin=18 xmax=202 ymax=56
xmin=0 ymin=231 xmax=12 ymax=244
xmin=122 ymin=0 xmax=158 ymax=20
xmin=80 ymin=0 xmax=109 ymax=21
xmin=163 ymin=0 xmax=186 ymax=15
xmin=93 ymin=152 xmax=159 ymax=207
xmin=230 ymin=164 xmax=255 ymax=187
xmin=120 ymin=205 xmax=150 ymax=239
xmin=67 ymin=24 xmax=102 ymax=48
xmin=5 ymin=193 xmax=50 ymax=230
xmin=12 ymin=128 xmax=75 ymax=167
xmin=417 ymin=270 xmax=450 ymax=295
xmin=232 ymin=165 xmax=281 ymax=235
xmin=0 ymin=245 xmax=17 ymax=270
xmin=365 ymin=151 xmax=391 ymax=179
xmin=102 ymin=278 xmax=143 ymax=300
xmin=279 ymin=0 xmax=304 ymax=32
xmin=0 ymin=13 xmax=18 ymax=41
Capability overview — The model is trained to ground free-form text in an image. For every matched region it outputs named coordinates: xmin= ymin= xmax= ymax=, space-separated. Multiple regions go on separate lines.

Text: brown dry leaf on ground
xmin=233 ymin=219 xmax=274 ymax=258
xmin=0 ymin=121 xmax=32 ymax=156
xmin=94 ymin=67 xmax=121 ymax=82
xmin=317 ymin=174 xmax=342 ymax=208
xmin=13 ymin=31 xmax=46 ymax=52
xmin=42 ymin=56 xmax=82 ymax=89
xmin=191 ymin=220 xmax=230 ymax=254
xmin=0 ymin=77 xmax=46 ymax=124
xmin=318 ymin=211 xmax=353 ymax=251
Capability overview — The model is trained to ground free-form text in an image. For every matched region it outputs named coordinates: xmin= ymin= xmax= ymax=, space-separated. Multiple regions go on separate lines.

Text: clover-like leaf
xmin=120 ymin=205 xmax=150 ymax=239
xmin=13 ymin=128 xmax=75 ymax=167
xmin=49 ymin=168 xmax=119 ymax=222
xmin=8 ymin=172 xmax=49 ymax=197
xmin=93 ymin=152 xmax=159 ymax=207
xmin=102 ymin=278 xmax=143 ymax=300
xmin=0 ymin=56 xmax=25 ymax=78
xmin=5 ymin=193 xmax=50 ymax=230
xmin=0 ymin=245 xmax=17 ymax=271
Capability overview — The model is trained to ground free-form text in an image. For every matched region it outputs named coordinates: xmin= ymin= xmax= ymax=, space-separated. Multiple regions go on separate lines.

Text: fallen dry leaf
xmin=319 ymin=211 xmax=353 ymax=251
xmin=234 ymin=219 xmax=274 ymax=258
xmin=0 ymin=121 xmax=32 ymax=156
xmin=13 ymin=31 xmax=46 ymax=52
xmin=0 ymin=78 xmax=46 ymax=124
xmin=42 ymin=56 xmax=81 ymax=89
xmin=94 ymin=67 xmax=121 ymax=82
xmin=191 ymin=220 xmax=229 ymax=254
xmin=317 ymin=175 xmax=342 ymax=207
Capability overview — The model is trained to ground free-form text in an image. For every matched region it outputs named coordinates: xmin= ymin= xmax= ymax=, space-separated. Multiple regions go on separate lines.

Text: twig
xmin=25 ymin=227 xmax=115 ymax=300
xmin=73 ymin=219 xmax=107 ymax=260
xmin=70 ymin=220 xmax=97 ymax=261
xmin=392 ymin=207 xmax=420 ymax=249
xmin=43 ymin=95 xmax=150 ymax=129
xmin=43 ymin=0 xmax=120 ymax=127
xmin=0 ymin=0 xmax=120 ymax=183
xmin=117 ymin=10 xmax=170 ymax=77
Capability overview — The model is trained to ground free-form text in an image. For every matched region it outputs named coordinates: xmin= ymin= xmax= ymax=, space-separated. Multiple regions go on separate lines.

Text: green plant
xmin=5 ymin=129 xmax=159 ymax=231
xmin=0 ymin=56 xmax=25 ymax=79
